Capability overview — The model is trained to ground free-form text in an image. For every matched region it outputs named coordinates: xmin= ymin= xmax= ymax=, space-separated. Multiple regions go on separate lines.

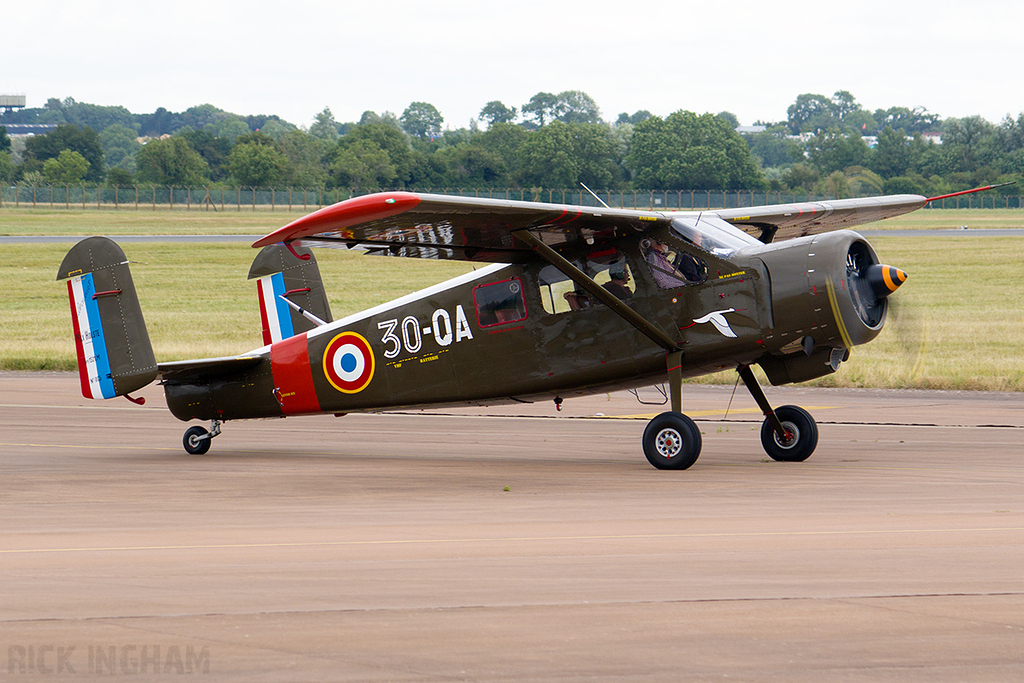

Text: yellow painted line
xmin=598 ymin=406 xmax=837 ymax=420
xmin=825 ymin=276 xmax=854 ymax=349
xmin=2 ymin=527 xmax=1022 ymax=556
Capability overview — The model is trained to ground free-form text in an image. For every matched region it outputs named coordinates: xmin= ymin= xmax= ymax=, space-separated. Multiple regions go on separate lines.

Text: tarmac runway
xmin=2 ymin=372 xmax=1023 ymax=681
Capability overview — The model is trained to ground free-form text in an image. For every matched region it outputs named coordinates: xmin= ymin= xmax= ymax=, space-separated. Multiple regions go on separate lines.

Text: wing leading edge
xmin=714 ymin=194 xmax=928 ymax=242
xmin=252 ymin=192 xmax=673 ymax=263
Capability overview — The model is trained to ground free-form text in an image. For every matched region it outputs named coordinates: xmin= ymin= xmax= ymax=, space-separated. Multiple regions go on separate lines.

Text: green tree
xmin=870 ymin=127 xmax=913 ymax=178
xmin=138 ymin=107 xmax=185 ymax=136
xmin=942 ymin=116 xmax=996 ymax=173
xmin=260 ymin=119 xmax=296 ymax=141
xmin=106 ymin=167 xmax=135 ymax=187
xmin=0 ymin=151 xmax=15 ymax=183
xmin=331 ymin=120 xmax=412 ymax=187
xmin=616 ymin=110 xmax=653 ymax=125
xmin=479 ymin=101 xmax=517 ymax=126
xmin=278 ymin=129 xmax=329 ymax=187
xmin=628 ymin=111 xmax=765 ymax=190
xmin=400 ymin=102 xmax=444 ymax=138
xmin=182 ymin=104 xmax=227 ymax=130
xmin=516 ymin=121 xmax=620 ymax=188
xmin=42 ymin=149 xmax=90 ymax=184
xmin=176 ymin=128 xmax=233 ymax=181
xmin=805 ymin=128 xmax=869 ymax=175
xmin=331 ymin=139 xmax=398 ymax=189
xmin=516 ymin=121 xmax=577 ymax=187
xmin=204 ymin=118 xmax=249 ymax=140
xmin=227 ymin=140 xmax=291 ymax=186
xmin=744 ymin=126 xmax=801 ymax=168
xmin=716 ymin=111 xmax=740 ymax=129
xmin=552 ymin=91 xmax=601 ymax=125
xmin=100 ymin=123 xmax=141 ymax=172
xmin=478 ymin=123 xmax=528 ymax=177
xmin=872 ymin=106 xmax=941 ymax=135
xmin=521 ymin=92 xmax=558 ymax=128
xmin=781 ymin=163 xmax=820 ymax=192
xmin=787 ymin=93 xmax=838 ymax=134
xmin=309 ymin=107 xmax=340 ymax=141
xmin=135 ymin=137 xmax=210 ymax=185
xmin=24 ymin=124 xmax=104 ymax=182
xmin=0 ymin=125 xmax=10 ymax=152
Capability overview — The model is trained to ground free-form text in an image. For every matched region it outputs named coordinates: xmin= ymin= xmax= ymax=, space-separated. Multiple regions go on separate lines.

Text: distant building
xmin=735 ymin=125 xmax=767 ymax=135
xmin=0 ymin=94 xmax=27 ymax=113
xmin=0 ymin=123 xmax=58 ymax=137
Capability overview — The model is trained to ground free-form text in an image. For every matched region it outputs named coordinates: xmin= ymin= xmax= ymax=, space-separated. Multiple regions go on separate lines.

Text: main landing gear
xmin=641 ymin=359 xmax=818 ymax=470
xmin=183 ymin=420 xmax=222 ymax=455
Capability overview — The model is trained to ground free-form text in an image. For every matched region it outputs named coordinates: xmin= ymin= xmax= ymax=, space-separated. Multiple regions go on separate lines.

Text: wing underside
xmin=252 ymin=192 xmax=673 ymax=262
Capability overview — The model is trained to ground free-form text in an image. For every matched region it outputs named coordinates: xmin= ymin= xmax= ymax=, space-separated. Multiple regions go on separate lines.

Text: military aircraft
xmin=56 ymin=184 xmax=1004 ymax=469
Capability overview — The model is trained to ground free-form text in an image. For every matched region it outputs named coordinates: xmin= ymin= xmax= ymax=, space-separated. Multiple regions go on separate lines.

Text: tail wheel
xmin=183 ymin=426 xmax=212 ymax=455
xmin=642 ymin=411 xmax=702 ymax=470
xmin=760 ymin=405 xmax=818 ymax=462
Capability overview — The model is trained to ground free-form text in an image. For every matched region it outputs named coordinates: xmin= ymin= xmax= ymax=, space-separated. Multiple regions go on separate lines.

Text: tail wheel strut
xmin=183 ymin=420 xmax=222 ymax=455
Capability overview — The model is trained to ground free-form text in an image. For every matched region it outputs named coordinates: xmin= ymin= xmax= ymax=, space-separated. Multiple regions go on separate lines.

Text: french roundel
xmin=323 ymin=331 xmax=375 ymax=394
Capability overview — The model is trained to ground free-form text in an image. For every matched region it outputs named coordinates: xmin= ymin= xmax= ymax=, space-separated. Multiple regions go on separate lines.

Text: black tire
xmin=183 ymin=426 xmax=212 ymax=455
xmin=642 ymin=411 xmax=702 ymax=470
xmin=760 ymin=405 xmax=818 ymax=462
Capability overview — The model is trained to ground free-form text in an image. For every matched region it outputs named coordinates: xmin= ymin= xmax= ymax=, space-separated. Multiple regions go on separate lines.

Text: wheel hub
xmin=656 ymin=428 xmax=683 ymax=458
xmin=774 ymin=421 xmax=799 ymax=449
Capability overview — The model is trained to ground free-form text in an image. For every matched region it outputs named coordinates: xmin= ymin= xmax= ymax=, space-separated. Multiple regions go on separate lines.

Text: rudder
xmin=248 ymin=244 xmax=333 ymax=345
xmin=56 ymin=237 xmax=157 ymax=399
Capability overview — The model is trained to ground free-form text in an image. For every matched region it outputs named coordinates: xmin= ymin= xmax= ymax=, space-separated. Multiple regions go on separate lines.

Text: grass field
xmin=2 ymin=208 xmax=1023 ymax=390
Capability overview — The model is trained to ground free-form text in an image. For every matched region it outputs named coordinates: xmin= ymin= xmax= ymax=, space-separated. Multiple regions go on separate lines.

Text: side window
xmin=473 ymin=278 xmax=527 ymax=327
xmin=640 ymin=237 xmax=707 ymax=289
xmin=538 ymin=250 xmax=633 ymax=315
xmin=538 ymin=265 xmax=578 ymax=314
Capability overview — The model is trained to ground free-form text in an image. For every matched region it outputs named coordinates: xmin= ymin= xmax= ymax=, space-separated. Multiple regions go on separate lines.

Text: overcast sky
xmin=4 ymin=0 xmax=1022 ymax=130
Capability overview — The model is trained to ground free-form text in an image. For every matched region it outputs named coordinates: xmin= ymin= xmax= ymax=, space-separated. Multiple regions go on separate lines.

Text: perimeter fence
xmin=1 ymin=185 xmax=1020 ymax=211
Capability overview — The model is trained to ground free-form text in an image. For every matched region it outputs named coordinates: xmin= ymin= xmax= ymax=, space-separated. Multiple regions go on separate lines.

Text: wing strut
xmin=512 ymin=229 xmax=685 ymax=412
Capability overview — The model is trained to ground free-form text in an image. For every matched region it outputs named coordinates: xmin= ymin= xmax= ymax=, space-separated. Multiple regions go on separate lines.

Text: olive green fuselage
xmin=163 ymin=229 xmax=880 ymax=422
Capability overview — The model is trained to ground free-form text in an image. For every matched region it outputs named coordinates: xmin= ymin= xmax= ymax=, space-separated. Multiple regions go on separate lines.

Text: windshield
xmin=670 ymin=215 xmax=760 ymax=259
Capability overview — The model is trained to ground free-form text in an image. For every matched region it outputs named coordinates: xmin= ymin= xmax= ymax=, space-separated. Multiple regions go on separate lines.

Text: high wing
xmin=713 ymin=194 xmax=928 ymax=243
xmin=252 ymin=192 xmax=673 ymax=262
xmin=252 ymin=191 xmax=936 ymax=262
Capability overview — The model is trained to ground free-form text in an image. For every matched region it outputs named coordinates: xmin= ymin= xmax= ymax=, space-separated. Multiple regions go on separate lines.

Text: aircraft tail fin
xmin=56 ymin=237 xmax=158 ymax=400
xmin=248 ymin=244 xmax=333 ymax=345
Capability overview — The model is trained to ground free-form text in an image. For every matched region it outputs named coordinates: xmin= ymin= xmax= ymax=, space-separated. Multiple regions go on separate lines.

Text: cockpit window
xmin=670 ymin=215 xmax=759 ymax=259
xmin=538 ymin=249 xmax=633 ymax=314
xmin=641 ymin=237 xmax=707 ymax=289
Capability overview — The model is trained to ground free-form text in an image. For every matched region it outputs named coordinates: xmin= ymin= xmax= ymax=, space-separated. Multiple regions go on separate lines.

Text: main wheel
xmin=183 ymin=426 xmax=212 ymax=455
xmin=760 ymin=405 xmax=818 ymax=462
xmin=642 ymin=411 xmax=702 ymax=470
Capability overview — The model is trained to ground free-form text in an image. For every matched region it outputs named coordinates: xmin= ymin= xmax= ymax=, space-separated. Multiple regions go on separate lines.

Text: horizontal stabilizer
xmin=158 ymin=355 xmax=264 ymax=384
xmin=57 ymin=237 xmax=157 ymax=399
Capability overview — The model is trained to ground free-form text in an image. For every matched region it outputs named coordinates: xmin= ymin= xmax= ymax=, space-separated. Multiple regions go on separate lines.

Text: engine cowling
xmin=754 ymin=230 xmax=906 ymax=385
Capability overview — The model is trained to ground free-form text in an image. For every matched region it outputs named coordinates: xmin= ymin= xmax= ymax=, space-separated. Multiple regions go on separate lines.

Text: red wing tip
xmin=252 ymin=192 xmax=421 ymax=248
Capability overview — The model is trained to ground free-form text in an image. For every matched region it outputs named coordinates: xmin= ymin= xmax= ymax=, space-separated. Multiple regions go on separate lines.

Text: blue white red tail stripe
xmin=257 ymin=273 xmax=295 ymax=345
xmin=67 ymin=273 xmax=116 ymax=399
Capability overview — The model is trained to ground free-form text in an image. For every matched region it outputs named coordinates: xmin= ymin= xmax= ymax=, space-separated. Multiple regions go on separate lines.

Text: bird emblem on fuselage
xmin=692 ymin=308 xmax=738 ymax=338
